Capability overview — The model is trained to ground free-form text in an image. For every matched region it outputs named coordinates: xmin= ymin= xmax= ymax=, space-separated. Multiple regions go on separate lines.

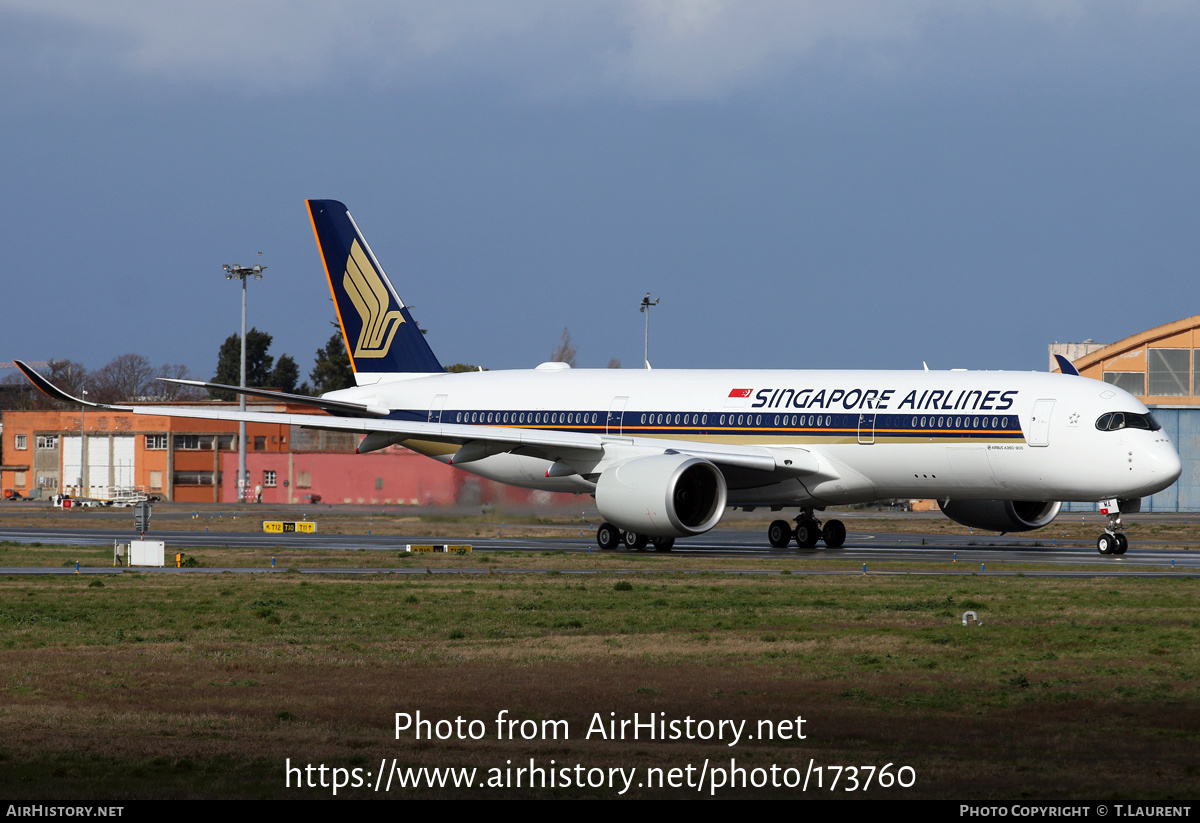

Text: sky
xmin=2 ymin=1 xmax=1199 ymax=382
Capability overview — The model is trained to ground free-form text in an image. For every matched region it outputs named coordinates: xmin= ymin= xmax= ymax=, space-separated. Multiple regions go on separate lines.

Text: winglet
xmin=1053 ymin=354 xmax=1081 ymax=376
xmin=13 ymin=361 xmax=127 ymax=409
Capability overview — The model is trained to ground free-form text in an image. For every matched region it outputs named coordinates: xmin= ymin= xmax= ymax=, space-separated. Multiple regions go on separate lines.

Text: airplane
xmin=15 ymin=200 xmax=1183 ymax=555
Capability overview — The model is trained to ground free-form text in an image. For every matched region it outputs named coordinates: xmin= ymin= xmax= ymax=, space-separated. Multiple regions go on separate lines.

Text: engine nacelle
xmin=938 ymin=499 xmax=1062 ymax=533
xmin=595 ymin=454 xmax=727 ymax=537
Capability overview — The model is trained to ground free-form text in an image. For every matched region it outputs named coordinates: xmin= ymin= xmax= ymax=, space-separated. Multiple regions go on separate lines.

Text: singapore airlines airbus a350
xmin=17 ymin=200 xmax=1183 ymax=555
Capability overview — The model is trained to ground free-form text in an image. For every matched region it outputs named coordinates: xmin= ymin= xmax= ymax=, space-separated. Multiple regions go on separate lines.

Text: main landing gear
xmin=1096 ymin=498 xmax=1128 ymax=556
xmin=768 ymin=510 xmax=846 ymax=549
xmin=596 ymin=522 xmax=674 ymax=552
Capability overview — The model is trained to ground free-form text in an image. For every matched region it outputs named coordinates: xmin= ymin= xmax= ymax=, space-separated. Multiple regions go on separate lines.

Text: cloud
xmin=1 ymin=0 xmax=1195 ymax=100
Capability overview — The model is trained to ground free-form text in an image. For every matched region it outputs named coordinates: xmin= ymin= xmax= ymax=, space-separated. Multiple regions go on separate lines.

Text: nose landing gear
xmin=1096 ymin=498 xmax=1128 ymax=555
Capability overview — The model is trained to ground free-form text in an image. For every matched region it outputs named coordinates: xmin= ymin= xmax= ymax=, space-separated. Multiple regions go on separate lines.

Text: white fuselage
xmin=328 ymin=367 xmax=1182 ymax=509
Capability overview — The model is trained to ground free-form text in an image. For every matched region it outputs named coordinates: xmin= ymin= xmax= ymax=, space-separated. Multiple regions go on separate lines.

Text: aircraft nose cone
xmin=1132 ymin=439 xmax=1183 ymax=497
xmin=1160 ymin=441 xmax=1184 ymax=485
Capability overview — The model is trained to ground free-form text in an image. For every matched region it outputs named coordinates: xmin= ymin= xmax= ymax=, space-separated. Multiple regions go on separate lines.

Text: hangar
xmin=1052 ymin=314 xmax=1200 ymax=511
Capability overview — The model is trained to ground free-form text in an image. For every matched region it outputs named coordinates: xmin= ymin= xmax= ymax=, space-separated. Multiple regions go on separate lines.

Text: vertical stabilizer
xmin=306 ymin=199 xmax=444 ymax=382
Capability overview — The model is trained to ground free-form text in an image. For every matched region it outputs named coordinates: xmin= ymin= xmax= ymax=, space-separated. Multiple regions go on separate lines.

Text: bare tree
xmin=0 ymin=370 xmax=38 ymax=410
xmin=46 ymin=360 xmax=91 ymax=406
xmin=153 ymin=364 xmax=206 ymax=401
xmin=550 ymin=327 xmax=577 ymax=367
xmin=607 ymin=358 xmax=621 ymax=369
xmin=89 ymin=354 xmax=156 ymax=403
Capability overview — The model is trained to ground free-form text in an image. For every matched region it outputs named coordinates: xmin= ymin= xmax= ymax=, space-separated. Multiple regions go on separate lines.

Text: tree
xmin=0 ymin=370 xmax=38 ymax=410
xmin=550 ymin=327 xmax=577 ymax=367
xmin=154 ymin=364 xmax=206 ymax=401
xmin=47 ymin=359 xmax=90 ymax=399
xmin=607 ymin=358 xmax=621 ymax=369
xmin=269 ymin=354 xmax=300 ymax=394
xmin=310 ymin=330 xmax=353 ymax=394
xmin=445 ymin=363 xmax=486 ymax=372
xmin=90 ymin=353 xmax=156 ymax=403
xmin=212 ymin=328 xmax=275 ymax=400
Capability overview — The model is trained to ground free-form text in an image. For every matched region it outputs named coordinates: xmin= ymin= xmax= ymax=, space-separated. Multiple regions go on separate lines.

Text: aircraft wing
xmin=101 ymin=402 xmax=784 ymax=471
xmin=15 ymin=360 xmax=785 ymax=474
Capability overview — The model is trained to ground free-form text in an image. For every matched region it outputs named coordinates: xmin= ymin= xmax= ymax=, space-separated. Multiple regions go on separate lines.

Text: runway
xmin=1 ymin=524 xmax=1197 ymax=576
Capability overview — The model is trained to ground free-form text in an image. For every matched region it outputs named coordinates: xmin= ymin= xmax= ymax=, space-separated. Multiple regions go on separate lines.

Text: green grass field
xmin=2 ymin=562 xmax=1197 ymax=799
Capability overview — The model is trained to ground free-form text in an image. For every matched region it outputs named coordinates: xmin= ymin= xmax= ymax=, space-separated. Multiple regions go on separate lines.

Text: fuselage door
xmin=857 ymin=412 xmax=876 ymax=445
xmin=428 ymin=394 xmax=447 ymax=424
xmin=607 ymin=396 xmax=628 ymax=436
xmin=1028 ymin=399 xmax=1055 ymax=447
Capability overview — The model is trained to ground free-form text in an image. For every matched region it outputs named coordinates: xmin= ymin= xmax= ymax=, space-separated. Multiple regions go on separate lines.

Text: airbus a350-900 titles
xmin=16 ymin=200 xmax=1182 ymax=555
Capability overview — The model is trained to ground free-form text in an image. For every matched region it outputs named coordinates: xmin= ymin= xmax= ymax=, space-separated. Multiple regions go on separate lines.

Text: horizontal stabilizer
xmin=158 ymin=378 xmax=390 ymax=416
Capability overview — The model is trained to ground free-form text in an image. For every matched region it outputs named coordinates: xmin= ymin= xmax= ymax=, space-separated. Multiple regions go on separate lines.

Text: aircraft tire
xmin=1115 ymin=534 xmax=1128 ymax=555
xmin=624 ymin=530 xmax=649 ymax=551
xmin=822 ymin=519 xmax=847 ymax=548
xmin=652 ymin=537 xmax=675 ymax=552
xmin=597 ymin=523 xmax=620 ymax=551
xmin=796 ymin=522 xmax=820 ymax=548
xmin=768 ymin=520 xmax=793 ymax=548
xmin=1097 ymin=534 xmax=1116 ymax=555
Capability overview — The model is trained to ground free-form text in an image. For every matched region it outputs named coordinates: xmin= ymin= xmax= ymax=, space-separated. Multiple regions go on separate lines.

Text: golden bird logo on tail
xmin=343 ymin=239 xmax=404 ymax=358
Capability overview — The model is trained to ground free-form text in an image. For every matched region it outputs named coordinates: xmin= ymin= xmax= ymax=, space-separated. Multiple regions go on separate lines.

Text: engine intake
xmin=595 ymin=454 xmax=727 ymax=537
xmin=938 ymin=499 xmax=1062 ymax=533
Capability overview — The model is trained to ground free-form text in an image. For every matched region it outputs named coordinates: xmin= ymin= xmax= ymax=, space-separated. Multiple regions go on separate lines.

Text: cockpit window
xmin=1095 ymin=411 xmax=1161 ymax=432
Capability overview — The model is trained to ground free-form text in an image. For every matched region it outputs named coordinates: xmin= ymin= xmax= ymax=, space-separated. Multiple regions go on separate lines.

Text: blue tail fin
xmin=306 ymin=199 xmax=444 ymax=380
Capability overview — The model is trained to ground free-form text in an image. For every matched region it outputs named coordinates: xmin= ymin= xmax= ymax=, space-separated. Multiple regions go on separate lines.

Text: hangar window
xmin=1147 ymin=348 xmax=1189 ymax=396
xmin=36 ymin=435 xmax=59 ymax=450
xmin=1104 ymin=371 xmax=1146 ymax=396
xmin=173 ymin=435 xmax=213 ymax=450
xmin=14 ymin=434 xmax=26 ymax=450
xmin=173 ymin=471 xmax=215 ymax=486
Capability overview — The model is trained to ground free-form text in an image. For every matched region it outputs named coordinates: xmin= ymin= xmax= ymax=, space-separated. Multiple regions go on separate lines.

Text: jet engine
xmin=595 ymin=454 xmax=727 ymax=538
xmin=938 ymin=499 xmax=1062 ymax=533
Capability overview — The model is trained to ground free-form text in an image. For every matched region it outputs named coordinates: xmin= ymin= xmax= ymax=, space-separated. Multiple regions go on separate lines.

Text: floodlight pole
xmin=639 ymin=293 xmax=660 ymax=369
xmin=223 ymin=264 xmax=266 ymax=503
xmin=80 ymin=389 xmax=88 ymax=496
